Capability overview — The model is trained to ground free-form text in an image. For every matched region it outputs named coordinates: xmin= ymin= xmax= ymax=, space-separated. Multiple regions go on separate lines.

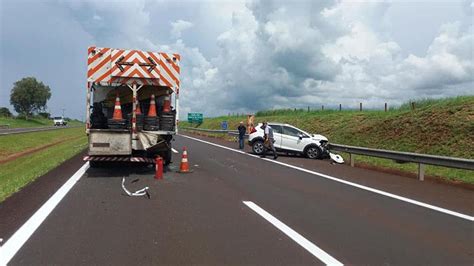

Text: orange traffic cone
xmin=163 ymin=95 xmax=171 ymax=113
xmin=135 ymin=99 xmax=142 ymax=115
xmin=112 ymin=94 xmax=123 ymax=120
xmin=148 ymin=94 xmax=157 ymax=117
xmin=178 ymin=147 xmax=193 ymax=173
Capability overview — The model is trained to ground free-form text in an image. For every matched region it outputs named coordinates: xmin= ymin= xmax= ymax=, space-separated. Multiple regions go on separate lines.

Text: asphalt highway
xmin=1 ymin=134 xmax=473 ymax=265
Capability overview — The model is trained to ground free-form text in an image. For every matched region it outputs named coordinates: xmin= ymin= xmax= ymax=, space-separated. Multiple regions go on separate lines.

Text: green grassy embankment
xmin=182 ymin=96 xmax=474 ymax=184
xmin=0 ymin=127 xmax=87 ymax=202
xmin=0 ymin=117 xmax=83 ymax=128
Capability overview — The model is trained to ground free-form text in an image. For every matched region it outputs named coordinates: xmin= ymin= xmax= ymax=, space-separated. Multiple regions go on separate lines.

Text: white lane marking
xmin=171 ymin=148 xmax=179 ymax=153
xmin=180 ymin=134 xmax=474 ymax=222
xmin=243 ymin=201 xmax=343 ymax=265
xmin=0 ymin=162 xmax=90 ymax=265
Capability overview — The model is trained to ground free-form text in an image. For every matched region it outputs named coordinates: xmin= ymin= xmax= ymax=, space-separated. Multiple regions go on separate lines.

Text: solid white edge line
xmin=171 ymin=148 xmax=179 ymax=153
xmin=243 ymin=201 xmax=343 ymax=265
xmin=180 ymin=134 xmax=474 ymax=222
xmin=0 ymin=162 xmax=90 ymax=265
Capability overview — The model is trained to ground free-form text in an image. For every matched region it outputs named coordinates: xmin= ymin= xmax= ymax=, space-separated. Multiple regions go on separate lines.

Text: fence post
xmin=339 ymin=104 xmax=342 ymax=111
xmin=411 ymin=102 xmax=416 ymax=111
xmin=307 ymin=106 xmax=310 ymax=112
xmin=321 ymin=105 xmax=324 ymax=111
xmin=360 ymin=103 xmax=362 ymax=111
xmin=350 ymin=153 xmax=355 ymax=167
xmin=385 ymin=103 xmax=387 ymax=112
xmin=418 ymin=163 xmax=425 ymax=181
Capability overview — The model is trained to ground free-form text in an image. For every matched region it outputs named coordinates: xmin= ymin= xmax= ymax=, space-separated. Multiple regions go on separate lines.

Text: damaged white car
xmin=248 ymin=122 xmax=332 ymax=159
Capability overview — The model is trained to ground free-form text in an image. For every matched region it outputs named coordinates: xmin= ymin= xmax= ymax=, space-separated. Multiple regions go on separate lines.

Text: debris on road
xmin=121 ymin=177 xmax=150 ymax=198
xmin=329 ymin=152 xmax=344 ymax=164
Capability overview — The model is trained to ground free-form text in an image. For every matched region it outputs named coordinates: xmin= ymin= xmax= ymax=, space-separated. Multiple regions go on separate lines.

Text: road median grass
xmin=0 ymin=128 xmax=87 ymax=202
xmin=0 ymin=117 xmax=83 ymax=128
xmin=0 ymin=127 xmax=85 ymax=160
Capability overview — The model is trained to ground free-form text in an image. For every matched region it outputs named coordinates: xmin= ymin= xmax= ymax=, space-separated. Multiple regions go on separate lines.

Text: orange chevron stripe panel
xmin=87 ymin=46 xmax=180 ymax=88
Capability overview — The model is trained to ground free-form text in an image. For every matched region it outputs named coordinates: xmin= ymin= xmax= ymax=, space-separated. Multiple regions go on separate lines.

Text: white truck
xmin=53 ymin=117 xmax=67 ymax=126
xmin=84 ymin=46 xmax=181 ymax=167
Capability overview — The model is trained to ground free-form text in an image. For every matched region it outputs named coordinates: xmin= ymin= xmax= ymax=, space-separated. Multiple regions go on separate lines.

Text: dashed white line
xmin=243 ymin=201 xmax=343 ymax=265
xmin=0 ymin=162 xmax=90 ymax=265
xmin=180 ymin=134 xmax=474 ymax=222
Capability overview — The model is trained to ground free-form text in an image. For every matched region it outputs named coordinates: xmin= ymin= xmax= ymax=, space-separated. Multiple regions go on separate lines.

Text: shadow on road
xmin=85 ymin=162 xmax=155 ymax=178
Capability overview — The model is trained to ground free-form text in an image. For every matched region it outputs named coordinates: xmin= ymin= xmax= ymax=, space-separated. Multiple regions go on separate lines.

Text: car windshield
xmin=53 ymin=117 xmax=62 ymax=120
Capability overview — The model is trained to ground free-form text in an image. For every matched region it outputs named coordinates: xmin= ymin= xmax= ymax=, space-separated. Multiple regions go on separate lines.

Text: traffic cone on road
xmin=178 ymin=147 xmax=193 ymax=173
xmin=147 ymin=94 xmax=157 ymax=117
xmin=163 ymin=95 xmax=171 ymax=113
xmin=112 ymin=94 xmax=123 ymax=120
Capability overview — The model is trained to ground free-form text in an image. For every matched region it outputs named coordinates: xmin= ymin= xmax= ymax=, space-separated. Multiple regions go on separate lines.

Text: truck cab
xmin=53 ymin=117 xmax=67 ymax=126
xmin=84 ymin=47 xmax=181 ymax=167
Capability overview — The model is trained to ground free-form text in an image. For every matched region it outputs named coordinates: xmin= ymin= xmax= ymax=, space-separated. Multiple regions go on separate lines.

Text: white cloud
xmin=170 ymin=20 xmax=193 ymax=39
xmin=2 ymin=0 xmax=472 ymax=119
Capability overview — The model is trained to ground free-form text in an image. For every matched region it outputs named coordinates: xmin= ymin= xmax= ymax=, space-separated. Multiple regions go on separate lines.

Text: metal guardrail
xmin=329 ymin=144 xmax=474 ymax=181
xmin=181 ymin=126 xmax=474 ymax=181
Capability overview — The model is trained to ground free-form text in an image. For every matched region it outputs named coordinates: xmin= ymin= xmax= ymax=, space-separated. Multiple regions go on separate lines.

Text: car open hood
xmin=311 ymin=134 xmax=328 ymax=142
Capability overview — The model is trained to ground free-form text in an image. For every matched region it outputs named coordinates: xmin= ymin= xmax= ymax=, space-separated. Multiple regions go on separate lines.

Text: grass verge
xmin=0 ymin=127 xmax=85 ymax=159
xmin=181 ymin=96 xmax=474 ymax=184
xmin=0 ymin=133 xmax=87 ymax=202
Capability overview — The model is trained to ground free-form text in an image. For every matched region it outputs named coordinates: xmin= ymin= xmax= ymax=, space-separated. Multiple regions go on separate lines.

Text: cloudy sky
xmin=0 ymin=0 xmax=472 ymax=119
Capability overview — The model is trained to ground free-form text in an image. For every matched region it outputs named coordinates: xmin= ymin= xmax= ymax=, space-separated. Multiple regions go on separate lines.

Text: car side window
xmin=269 ymin=125 xmax=282 ymax=134
xmin=282 ymin=126 xmax=301 ymax=137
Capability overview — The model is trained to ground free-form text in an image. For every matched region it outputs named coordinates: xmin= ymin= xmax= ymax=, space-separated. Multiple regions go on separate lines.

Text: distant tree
xmin=38 ymin=112 xmax=51 ymax=119
xmin=0 ymin=107 xmax=12 ymax=117
xmin=10 ymin=77 xmax=51 ymax=119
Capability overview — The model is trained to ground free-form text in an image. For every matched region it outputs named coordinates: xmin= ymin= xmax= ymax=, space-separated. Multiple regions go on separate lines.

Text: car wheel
xmin=305 ymin=146 xmax=321 ymax=159
xmin=252 ymin=140 xmax=265 ymax=155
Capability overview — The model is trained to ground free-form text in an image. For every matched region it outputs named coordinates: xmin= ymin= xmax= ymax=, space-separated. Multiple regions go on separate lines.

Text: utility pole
xmin=61 ymin=108 xmax=65 ymax=118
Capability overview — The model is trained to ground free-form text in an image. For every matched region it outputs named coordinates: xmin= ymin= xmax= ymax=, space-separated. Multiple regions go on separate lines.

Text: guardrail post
xmin=350 ymin=153 xmax=355 ymax=167
xmin=418 ymin=163 xmax=425 ymax=181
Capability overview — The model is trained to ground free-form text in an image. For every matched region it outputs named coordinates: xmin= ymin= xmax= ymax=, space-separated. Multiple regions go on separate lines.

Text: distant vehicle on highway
xmin=248 ymin=122 xmax=329 ymax=159
xmin=53 ymin=117 xmax=67 ymax=126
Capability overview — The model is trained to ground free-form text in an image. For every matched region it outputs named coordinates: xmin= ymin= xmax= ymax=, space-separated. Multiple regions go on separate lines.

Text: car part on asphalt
xmin=121 ymin=177 xmax=149 ymax=198
xmin=329 ymin=152 xmax=344 ymax=164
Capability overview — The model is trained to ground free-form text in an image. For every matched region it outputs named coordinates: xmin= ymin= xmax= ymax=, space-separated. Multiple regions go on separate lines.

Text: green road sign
xmin=188 ymin=112 xmax=203 ymax=123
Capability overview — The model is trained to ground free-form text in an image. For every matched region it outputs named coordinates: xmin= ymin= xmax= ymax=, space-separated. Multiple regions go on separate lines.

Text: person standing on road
xmin=261 ymin=122 xmax=278 ymax=159
xmin=237 ymin=121 xmax=246 ymax=149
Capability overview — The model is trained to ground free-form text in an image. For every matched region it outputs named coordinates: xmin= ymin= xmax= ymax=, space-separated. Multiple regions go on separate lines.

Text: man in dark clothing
xmin=261 ymin=122 xmax=278 ymax=159
xmin=237 ymin=121 xmax=246 ymax=149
